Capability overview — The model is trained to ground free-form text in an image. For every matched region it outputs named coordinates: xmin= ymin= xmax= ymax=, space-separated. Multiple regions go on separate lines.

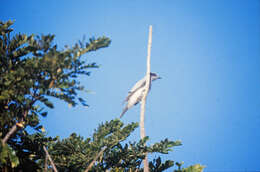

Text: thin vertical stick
xmin=43 ymin=146 xmax=58 ymax=172
xmin=140 ymin=25 xmax=152 ymax=172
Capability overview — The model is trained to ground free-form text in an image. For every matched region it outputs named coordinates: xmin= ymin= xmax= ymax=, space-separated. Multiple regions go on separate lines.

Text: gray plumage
xmin=120 ymin=73 xmax=161 ymax=118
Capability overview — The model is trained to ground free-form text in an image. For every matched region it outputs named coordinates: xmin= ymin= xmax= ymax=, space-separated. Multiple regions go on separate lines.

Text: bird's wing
xmin=129 ymin=77 xmax=146 ymax=93
xmin=124 ymin=77 xmax=146 ymax=102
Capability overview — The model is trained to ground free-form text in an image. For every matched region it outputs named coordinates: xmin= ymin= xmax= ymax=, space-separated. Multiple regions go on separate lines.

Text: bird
xmin=120 ymin=72 xmax=161 ymax=118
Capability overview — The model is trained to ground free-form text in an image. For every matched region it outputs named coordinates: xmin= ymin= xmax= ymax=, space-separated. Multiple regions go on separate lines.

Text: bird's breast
xmin=127 ymin=88 xmax=145 ymax=108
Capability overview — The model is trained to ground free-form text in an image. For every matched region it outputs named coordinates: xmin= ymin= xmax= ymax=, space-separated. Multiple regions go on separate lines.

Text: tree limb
xmin=43 ymin=146 xmax=58 ymax=172
xmin=2 ymin=95 xmax=39 ymax=145
xmin=84 ymin=146 xmax=107 ymax=172
xmin=2 ymin=110 xmax=28 ymax=145
xmin=44 ymin=153 xmax=48 ymax=172
xmin=2 ymin=124 xmax=18 ymax=145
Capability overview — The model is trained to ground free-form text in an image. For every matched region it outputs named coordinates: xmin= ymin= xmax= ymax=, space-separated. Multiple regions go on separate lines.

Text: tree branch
xmin=2 ymin=95 xmax=39 ymax=145
xmin=140 ymin=25 xmax=153 ymax=172
xmin=2 ymin=124 xmax=17 ymax=145
xmin=2 ymin=110 xmax=28 ymax=145
xmin=43 ymin=146 xmax=58 ymax=172
xmin=44 ymin=153 xmax=48 ymax=172
xmin=84 ymin=146 xmax=107 ymax=172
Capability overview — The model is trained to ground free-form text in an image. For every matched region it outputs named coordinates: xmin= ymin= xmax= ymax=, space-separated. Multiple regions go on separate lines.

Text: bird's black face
xmin=150 ymin=72 xmax=161 ymax=81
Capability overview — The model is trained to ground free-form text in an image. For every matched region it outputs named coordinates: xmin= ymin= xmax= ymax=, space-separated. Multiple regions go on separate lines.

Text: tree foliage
xmin=0 ymin=20 xmax=110 ymax=171
xmin=44 ymin=119 xmax=182 ymax=171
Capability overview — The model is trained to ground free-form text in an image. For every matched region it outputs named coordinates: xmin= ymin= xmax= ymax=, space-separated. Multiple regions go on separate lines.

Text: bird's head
xmin=150 ymin=72 xmax=161 ymax=81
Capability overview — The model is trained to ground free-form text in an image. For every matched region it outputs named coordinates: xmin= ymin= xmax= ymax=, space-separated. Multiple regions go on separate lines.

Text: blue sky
xmin=1 ymin=0 xmax=260 ymax=171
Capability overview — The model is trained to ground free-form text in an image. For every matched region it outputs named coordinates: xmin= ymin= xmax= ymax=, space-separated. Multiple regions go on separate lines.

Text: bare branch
xmin=2 ymin=124 xmax=17 ymax=145
xmin=2 ymin=110 xmax=28 ymax=145
xmin=43 ymin=146 xmax=58 ymax=172
xmin=44 ymin=154 xmax=48 ymax=172
xmin=140 ymin=25 xmax=153 ymax=172
xmin=2 ymin=95 xmax=40 ymax=145
xmin=85 ymin=146 xmax=107 ymax=172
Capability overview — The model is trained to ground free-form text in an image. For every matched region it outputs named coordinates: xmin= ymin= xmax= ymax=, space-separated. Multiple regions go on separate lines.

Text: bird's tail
xmin=120 ymin=106 xmax=128 ymax=118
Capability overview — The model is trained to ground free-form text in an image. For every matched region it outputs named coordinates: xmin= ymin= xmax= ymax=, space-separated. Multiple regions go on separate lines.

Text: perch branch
xmin=140 ymin=25 xmax=153 ymax=172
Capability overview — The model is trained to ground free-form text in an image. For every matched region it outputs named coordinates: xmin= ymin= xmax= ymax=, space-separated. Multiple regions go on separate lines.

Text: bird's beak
xmin=158 ymin=76 xmax=162 ymax=79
